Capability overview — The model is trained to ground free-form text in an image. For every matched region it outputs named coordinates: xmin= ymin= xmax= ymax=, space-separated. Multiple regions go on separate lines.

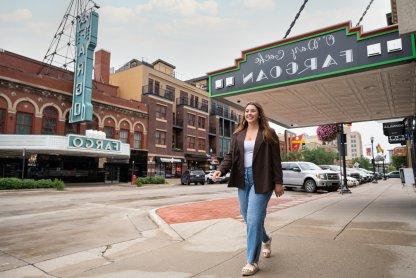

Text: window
xmin=119 ymin=129 xmax=129 ymax=143
xmin=197 ymin=116 xmax=205 ymax=129
xmin=0 ymin=109 xmax=5 ymax=133
xmin=16 ymin=112 xmax=33 ymax=134
xmin=197 ymin=138 xmax=205 ymax=150
xmin=201 ymin=99 xmax=208 ymax=111
xmin=156 ymin=130 xmax=166 ymax=145
xmin=187 ymin=113 xmax=196 ymax=126
xmin=65 ymin=116 xmax=79 ymax=135
xmin=156 ymin=104 xmax=167 ymax=119
xmin=148 ymin=78 xmax=154 ymax=93
xmin=194 ymin=96 xmax=199 ymax=108
xmin=103 ymin=126 xmax=115 ymax=139
xmin=187 ymin=136 xmax=196 ymax=149
xmin=41 ymin=107 xmax=58 ymax=135
xmin=155 ymin=81 xmax=160 ymax=94
xmin=190 ymin=95 xmax=195 ymax=107
xmin=134 ymin=132 xmax=142 ymax=149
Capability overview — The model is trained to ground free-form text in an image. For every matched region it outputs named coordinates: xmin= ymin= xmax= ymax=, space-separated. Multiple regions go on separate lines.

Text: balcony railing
xmin=173 ymin=118 xmax=183 ymax=128
xmin=142 ymin=85 xmax=174 ymax=101
xmin=211 ymin=105 xmax=239 ymax=122
xmin=176 ymin=97 xmax=209 ymax=112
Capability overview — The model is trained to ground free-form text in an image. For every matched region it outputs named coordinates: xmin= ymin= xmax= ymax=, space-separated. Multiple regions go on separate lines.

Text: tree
xmin=391 ymin=155 xmax=406 ymax=170
xmin=351 ymin=156 xmax=372 ymax=170
xmin=281 ymin=147 xmax=337 ymax=165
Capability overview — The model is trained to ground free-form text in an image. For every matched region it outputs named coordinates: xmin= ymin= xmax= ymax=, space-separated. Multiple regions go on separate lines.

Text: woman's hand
xmin=212 ymin=170 xmax=222 ymax=182
xmin=274 ymin=184 xmax=284 ymax=197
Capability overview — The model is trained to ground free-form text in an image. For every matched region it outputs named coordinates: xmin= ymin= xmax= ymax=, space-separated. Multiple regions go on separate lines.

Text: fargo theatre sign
xmin=69 ymin=10 xmax=99 ymax=123
xmin=208 ymin=22 xmax=416 ymax=97
xmin=68 ymin=135 xmax=121 ymax=152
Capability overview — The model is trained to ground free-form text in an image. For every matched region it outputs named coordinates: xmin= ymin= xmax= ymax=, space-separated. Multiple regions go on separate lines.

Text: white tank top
xmin=244 ymin=140 xmax=255 ymax=167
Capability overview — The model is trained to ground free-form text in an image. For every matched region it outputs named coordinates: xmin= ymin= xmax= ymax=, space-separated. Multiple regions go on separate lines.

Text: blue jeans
xmin=238 ymin=167 xmax=272 ymax=263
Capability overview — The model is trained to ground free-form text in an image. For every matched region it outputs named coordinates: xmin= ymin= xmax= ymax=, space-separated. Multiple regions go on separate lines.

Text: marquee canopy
xmin=208 ymin=22 xmax=416 ymax=128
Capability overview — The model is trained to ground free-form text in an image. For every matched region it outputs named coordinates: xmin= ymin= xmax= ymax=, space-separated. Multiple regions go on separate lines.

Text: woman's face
xmin=245 ymin=104 xmax=259 ymax=124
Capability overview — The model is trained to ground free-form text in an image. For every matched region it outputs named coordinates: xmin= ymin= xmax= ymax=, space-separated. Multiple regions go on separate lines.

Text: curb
xmin=148 ymin=208 xmax=184 ymax=241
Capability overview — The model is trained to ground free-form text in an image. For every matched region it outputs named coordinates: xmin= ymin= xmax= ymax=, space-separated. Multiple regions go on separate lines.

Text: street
xmin=1 ymin=180 xmax=415 ymax=277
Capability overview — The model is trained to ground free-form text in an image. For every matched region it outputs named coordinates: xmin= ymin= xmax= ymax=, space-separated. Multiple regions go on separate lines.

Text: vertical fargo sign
xmin=69 ymin=11 xmax=99 ymax=123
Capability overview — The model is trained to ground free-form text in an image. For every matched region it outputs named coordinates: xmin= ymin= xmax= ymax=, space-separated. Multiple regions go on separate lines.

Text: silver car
xmin=282 ymin=161 xmax=340 ymax=193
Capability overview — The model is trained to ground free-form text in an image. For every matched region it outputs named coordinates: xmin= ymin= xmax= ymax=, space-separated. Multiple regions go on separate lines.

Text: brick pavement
xmin=157 ymin=194 xmax=325 ymax=224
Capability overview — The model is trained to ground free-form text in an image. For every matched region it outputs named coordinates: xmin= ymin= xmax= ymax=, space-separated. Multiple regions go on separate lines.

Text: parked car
xmin=319 ymin=165 xmax=363 ymax=184
xmin=181 ymin=169 xmax=205 ymax=185
xmin=387 ymin=171 xmax=400 ymax=178
xmin=282 ymin=161 xmax=340 ymax=193
xmin=340 ymin=176 xmax=359 ymax=187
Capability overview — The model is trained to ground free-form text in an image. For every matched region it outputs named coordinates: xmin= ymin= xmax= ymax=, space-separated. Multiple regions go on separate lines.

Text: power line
xmin=356 ymin=0 xmax=376 ymax=27
xmin=283 ymin=0 xmax=309 ymax=39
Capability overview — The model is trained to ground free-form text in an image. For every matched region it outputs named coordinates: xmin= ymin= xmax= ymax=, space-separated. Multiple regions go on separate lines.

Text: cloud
xmin=100 ymin=6 xmax=136 ymax=23
xmin=0 ymin=8 xmax=32 ymax=22
xmin=243 ymin=0 xmax=275 ymax=9
xmin=136 ymin=0 xmax=219 ymax=16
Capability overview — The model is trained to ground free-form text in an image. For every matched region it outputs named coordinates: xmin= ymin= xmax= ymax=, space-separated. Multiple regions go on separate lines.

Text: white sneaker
xmin=262 ymin=237 xmax=272 ymax=258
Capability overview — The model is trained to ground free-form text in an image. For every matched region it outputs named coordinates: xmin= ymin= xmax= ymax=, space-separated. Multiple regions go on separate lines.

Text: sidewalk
xmin=2 ymin=179 xmax=415 ymax=277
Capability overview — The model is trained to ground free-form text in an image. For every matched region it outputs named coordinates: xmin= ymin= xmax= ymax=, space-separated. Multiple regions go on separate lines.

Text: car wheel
xmin=304 ymin=179 xmax=317 ymax=193
xmin=187 ymin=178 xmax=191 ymax=185
xmin=201 ymin=181 xmax=205 ymax=185
xmin=208 ymin=179 xmax=214 ymax=184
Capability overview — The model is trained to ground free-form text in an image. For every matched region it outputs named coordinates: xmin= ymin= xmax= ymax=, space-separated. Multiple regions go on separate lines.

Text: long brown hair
xmin=234 ymin=101 xmax=279 ymax=143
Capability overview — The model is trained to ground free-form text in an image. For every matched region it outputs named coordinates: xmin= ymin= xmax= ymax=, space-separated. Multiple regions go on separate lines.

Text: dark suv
xmin=181 ymin=169 xmax=206 ymax=185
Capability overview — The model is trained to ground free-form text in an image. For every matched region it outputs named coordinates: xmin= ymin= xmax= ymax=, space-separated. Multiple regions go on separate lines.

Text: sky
xmin=0 ymin=0 xmax=400 ymax=158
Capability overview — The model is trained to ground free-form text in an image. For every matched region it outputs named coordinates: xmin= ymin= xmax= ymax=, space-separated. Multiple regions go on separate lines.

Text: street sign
xmin=383 ymin=121 xmax=405 ymax=136
xmin=388 ymin=134 xmax=406 ymax=144
xmin=69 ymin=10 xmax=99 ymax=123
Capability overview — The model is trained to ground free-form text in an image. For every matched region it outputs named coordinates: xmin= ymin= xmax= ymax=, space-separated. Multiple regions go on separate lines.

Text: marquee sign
xmin=69 ymin=10 xmax=99 ymax=123
xmin=208 ymin=23 xmax=416 ymax=97
xmin=68 ymin=135 xmax=121 ymax=152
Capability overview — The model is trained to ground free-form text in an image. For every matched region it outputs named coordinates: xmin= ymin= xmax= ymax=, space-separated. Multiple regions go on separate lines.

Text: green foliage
xmin=136 ymin=175 xmax=165 ymax=186
xmin=387 ymin=164 xmax=396 ymax=172
xmin=0 ymin=178 xmax=65 ymax=190
xmin=391 ymin=155 xmax=406 ymax=170
xmin=282 ymin=147 xmax=337 ymax=165
xmin=351 ymin=156 xmax=372 ymax=170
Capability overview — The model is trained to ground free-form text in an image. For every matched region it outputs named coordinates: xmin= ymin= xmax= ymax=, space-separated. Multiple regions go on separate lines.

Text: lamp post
xmin=370 ymin=137 xmax=377 ymax=183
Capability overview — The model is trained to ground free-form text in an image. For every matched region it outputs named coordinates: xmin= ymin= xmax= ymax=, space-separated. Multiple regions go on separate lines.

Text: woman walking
xmin=212 ymin=102 xmax=284 ymax=276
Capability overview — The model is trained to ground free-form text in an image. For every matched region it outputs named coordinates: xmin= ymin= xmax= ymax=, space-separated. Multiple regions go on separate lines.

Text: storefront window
xmin=134 ymin=132 xmax=142 ymax=149
xmin=103 ymin=126 xmax=115 ymax=139
xmin=41 ymin=106 xmax=58 ymax=135
xmin=119 ymin=129 xmax=129 ymax=143
xmin=16 ymin=112 xmax=33 ymax=134
xmin=0 ymin=109 xmax=5 ymax=133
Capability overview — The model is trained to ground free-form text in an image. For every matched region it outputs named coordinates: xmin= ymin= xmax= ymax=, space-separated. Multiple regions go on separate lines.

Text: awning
xmin=155 ymin=156 xmax=185 ymax=163
xmin=185 ymin=153 xmax=209 ymax=161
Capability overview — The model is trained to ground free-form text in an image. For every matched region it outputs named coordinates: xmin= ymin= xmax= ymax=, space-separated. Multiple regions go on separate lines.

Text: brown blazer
xmin=218 ymin=128 xmax=283 ymax=194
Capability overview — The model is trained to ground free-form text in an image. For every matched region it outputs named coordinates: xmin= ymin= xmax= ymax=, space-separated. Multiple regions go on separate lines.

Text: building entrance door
xmin=104 ymin=165 xmax=120 ymax=183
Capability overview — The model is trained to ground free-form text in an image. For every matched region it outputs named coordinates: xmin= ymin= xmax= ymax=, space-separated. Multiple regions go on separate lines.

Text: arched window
xmin=0 ymin=97 xmax=7 ymax=133
xmin=103 ymin=117 xmax=115 ymax=139
xmin=15 ymin=101 xmax=35 ymax=134
xmin=65 ymin=112 xmax=80 ymax=135
xmin=41 ymin=106 xmax=58 ymax=135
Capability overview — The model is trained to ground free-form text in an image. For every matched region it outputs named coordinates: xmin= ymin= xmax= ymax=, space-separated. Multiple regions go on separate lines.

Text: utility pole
xmin=370 ymin=136 xmax=378 ymax=183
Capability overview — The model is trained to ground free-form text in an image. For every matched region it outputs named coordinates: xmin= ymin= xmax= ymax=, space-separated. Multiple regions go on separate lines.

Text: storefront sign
xmin=68 ymin=135 xmax=121 ymax=152
xmin=69 ymin=10 xmax=99 ymax=123
xmin=208 ymin=23 xmax=416 ymax=97
xmin=388 ymin=134 xmax=406 ymax=144
xmin=383 ymin=121 xmax=405 ymax=136
xmin=393 ymin=147 xmax=407 ymax=157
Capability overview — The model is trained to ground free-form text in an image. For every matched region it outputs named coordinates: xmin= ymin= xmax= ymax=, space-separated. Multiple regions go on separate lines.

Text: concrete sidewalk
xmin=2 ymin=179 xmax=415 ymax=277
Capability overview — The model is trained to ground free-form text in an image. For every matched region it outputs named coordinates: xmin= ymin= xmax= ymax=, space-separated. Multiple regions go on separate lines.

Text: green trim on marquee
xmin=208 ymin=26 xmax=416 ymax=98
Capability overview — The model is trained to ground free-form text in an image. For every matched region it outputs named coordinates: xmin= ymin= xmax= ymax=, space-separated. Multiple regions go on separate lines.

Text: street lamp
xmin=370 ymin=137 xmax=377 ymax=183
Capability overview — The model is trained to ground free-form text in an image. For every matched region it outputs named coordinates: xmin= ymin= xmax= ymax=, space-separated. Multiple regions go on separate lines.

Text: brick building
xmin=110 ymin=58 xmax=245 ymax=177
xmin=0 ymin=50 xmax=149 ymax=182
